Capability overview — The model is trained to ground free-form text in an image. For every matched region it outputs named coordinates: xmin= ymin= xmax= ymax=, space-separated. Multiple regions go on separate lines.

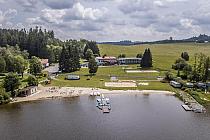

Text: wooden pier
xmin=182 ymin=105 xmax=192 ymax=111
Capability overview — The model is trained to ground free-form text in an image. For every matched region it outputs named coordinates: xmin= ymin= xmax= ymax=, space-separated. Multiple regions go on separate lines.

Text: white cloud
xmin=4 ymin=9 xmax=17 ymax=18
xmin=67 ymin=2 xmax=108 ymax=21
xmin=0 ymin=11 xmax=5 ymax=23
xmin=0 ymin=0 xmax=210 ymax=41
xmin=42 ymin=0 xmax=75 ymax=9
xmin=0 ymin=9 xmax=17 ymax=24
xmin=41 ymin=9 xmax=66 ymax=24
xmin=0 ymin=0 xmax=5 ymax=3
xmin=154 ymin=1 xmax=164 ymax=7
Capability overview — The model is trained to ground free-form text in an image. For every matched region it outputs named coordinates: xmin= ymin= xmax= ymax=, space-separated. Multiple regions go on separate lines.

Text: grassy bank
xmin=49 ymin=66 xmax=171 ymax=91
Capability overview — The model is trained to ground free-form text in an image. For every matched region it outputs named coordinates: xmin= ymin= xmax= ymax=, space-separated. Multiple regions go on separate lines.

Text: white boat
xmin=96 ymin=94 xmax=111 ymax=111
xmin=90 ymin=91 xmax=101 ymax=96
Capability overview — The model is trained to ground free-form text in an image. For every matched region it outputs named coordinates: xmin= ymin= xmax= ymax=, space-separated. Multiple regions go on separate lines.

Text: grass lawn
xmin=49 ymin=43 xmax=210 ymax=91
xmin=49 ymin=66 xmax=171 ymax=91
xmin=99 ymin=43 xmax=210 ymax=70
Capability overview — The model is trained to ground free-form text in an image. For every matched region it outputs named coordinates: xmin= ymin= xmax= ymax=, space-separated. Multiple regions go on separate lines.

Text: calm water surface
xmin=0 ymin=94 xmax=210 ymax=140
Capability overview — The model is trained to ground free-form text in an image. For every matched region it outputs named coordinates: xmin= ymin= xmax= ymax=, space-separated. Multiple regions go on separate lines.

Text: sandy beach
xmin=12 ymin=85 xmax=175 ymax=103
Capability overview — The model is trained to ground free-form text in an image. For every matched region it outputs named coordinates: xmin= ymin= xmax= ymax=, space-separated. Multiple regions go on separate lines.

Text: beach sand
xmin=12 ymin=86 xmax=175 ymax=103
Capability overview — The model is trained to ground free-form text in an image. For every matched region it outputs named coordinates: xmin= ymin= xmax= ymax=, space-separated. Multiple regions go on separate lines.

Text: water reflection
xmin=0 ymin=94 xmax=210 ymax=140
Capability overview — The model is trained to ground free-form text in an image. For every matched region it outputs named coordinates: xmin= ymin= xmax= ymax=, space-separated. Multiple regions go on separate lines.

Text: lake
xmin=0 ymin=94 xmax=210 ymax=140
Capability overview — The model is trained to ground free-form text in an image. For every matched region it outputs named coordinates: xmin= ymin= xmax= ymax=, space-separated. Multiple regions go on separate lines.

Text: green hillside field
xmin=99 ymin=43 xmax=210 ymax=70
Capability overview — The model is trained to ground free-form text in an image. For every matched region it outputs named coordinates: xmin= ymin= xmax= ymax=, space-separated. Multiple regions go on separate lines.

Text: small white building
xmin=118 ymin=58 xmax=142 ymax=65
xmin=19 ymin=86 xmax=38 ymax=97
xmin=95 ymin=57 xmax=117 ymax=65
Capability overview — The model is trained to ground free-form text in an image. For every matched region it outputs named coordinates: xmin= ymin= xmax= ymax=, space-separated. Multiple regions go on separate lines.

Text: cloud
xmin=41 ymin=9 xmax=66 ymax=24
xmin=0 ymin=9 xmax=17 ymax=24
xmin=42 ymin=0 xmax=75 ymax=9
xmin=4 ymin=9 xmax=17 ymax=18
xmin=0 ymin=0 xmax=209 ymax=41
xmin=64 ymin=3 xmax=108 ymax=21
xmin=15 ymin=0 xmax=37 ymax=8
xmin=119 ymin=0 xmax=154 ymax=14
xmin=0 ymin=0 xmax=5 ymax=3
xmin=0 ymin=11 xmax=5 ymax=23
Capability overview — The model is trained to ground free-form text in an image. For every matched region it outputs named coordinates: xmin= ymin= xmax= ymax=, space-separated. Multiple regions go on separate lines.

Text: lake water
xmin=0 ymin=94 xmax=210 ymax=140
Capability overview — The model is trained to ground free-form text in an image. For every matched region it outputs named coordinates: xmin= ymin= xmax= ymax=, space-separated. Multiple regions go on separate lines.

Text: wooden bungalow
xmin=18 ymin=86 xmax=38 ymax=97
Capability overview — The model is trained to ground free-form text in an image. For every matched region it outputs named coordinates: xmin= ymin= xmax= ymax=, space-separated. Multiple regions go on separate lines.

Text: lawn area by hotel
xmin=49 ymin=66 xmax=172 ymax=91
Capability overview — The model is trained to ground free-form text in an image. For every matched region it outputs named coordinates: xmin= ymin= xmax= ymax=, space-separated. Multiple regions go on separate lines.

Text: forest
xmin=0 ymin=27 xmax=100 ymax=104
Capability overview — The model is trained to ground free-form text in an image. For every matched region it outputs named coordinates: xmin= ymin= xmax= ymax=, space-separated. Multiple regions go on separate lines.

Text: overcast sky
xmin=0 ymin=0 xmax=210 ymax=41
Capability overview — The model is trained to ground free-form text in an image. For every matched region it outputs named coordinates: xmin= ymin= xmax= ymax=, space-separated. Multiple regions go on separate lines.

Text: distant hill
xmin=98 ymin=34 xmax=210 ymax=45
xmin=183 ymin=34 xmax=210 ymax=43
xmin=98 ymin=40 xmax=143 ymax=46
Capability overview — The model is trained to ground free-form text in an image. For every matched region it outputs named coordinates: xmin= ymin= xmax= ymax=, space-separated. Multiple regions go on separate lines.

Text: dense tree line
xmin=59 ymin=40 xmax=81 ymax=72
xmin=0 ymin=46 xmax=29 ymax=77
xmin=171 ymin=52 xmax=209 ymax=82
xmin=141 ymin=48 xmax=153 ymax=68
xmin=191 ymin=53 xmax=210 ymax=82
xmin=83 ymin=41 xmax=100 ymax=59
xmin=0 ymin=27 xmax=62 ymax=63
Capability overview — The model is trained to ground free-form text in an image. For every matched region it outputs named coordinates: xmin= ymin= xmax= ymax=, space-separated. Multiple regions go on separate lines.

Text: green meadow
xmin=99 ymin=43 xmax=210 ymax=70
xmin=50 ymin=42 xmax=210 ymax=93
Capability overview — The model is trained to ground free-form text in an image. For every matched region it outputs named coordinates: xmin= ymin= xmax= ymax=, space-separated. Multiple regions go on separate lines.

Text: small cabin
xmin=65 ymin=75 xmax=80 ymax=80
xmin=18 ymin=86 xmax=38 ymax=97
xmin=170 ymin=81 xmax=182 ymax=88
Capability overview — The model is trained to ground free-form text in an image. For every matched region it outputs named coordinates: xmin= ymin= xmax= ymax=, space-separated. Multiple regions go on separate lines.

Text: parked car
xmin=65 ymin=75 xmax=80 ymax=80
xmin=170 ymin=81 xmax=182 ymax=88
xmin=196 ymin=82 xmax=206 ymax=89
xmin=185 ymin=83 xmax=194 ymax=88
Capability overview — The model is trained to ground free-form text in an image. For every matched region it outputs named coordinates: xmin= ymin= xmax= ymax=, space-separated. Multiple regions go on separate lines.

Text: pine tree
xmin=3 ymin=72 xmax=21 ymax=96
xmin=84 ymin=41 xmax=100 ymax=59
xmin=29 ymin=56 xmax=42 ymax=76
xmin=59 ymin=41 xmax=80 ymax=72
xmin=141 ymin=48 xmax=153 ymax=68
xmin=203 ymin=57 xmax=210 ymax=82
xmin=88 ymin=56 xmax=98 ymax=75
xmin=181 ymin=52 xmax=189 ymax=61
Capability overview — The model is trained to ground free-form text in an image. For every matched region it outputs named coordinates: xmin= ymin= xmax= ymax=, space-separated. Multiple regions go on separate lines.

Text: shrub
xmin=27 ymin=75 xmax=38 ymax=86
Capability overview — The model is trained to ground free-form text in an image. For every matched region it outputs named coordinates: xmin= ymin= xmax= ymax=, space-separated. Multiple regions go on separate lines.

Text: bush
xmin=184 ymin=88 xmax=191 ymax=93
xmin=0 ymin=88 xmax=11 ymax=105
xmin=27 ymin=75 xmax=38 ymax=86
xmin=196 ymin=89 xmax=202 ymax=92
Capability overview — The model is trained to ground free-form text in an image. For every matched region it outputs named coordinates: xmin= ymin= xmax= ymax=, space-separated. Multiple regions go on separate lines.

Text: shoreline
xmin=11 ymin=86 xmax=176 ymax=104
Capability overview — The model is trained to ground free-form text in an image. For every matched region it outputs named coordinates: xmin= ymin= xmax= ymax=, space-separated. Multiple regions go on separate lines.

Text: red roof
xmin=40 ymin=59 xmax=49 ymax=64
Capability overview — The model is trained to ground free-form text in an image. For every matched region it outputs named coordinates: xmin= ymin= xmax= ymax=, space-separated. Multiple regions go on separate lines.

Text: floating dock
xmin=96 ymin=94 xmax=111 ymax=113
xmin=102 ymin=106 xmax=110 ymax=113
xmin=182 ymin=105 xmax=192 ymax=111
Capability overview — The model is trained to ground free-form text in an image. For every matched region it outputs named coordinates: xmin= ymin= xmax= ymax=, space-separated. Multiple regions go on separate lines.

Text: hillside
xmin=99 ymin=43 xmax=210 ymax=70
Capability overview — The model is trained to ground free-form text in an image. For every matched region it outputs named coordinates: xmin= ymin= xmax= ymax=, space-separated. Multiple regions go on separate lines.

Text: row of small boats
xmin=92 ymin=92 xmax=111 ymax=113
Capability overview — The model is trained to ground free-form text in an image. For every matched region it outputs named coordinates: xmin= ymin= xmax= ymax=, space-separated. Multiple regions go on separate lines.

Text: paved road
xmin=43 ymin=63 xmax=59 ymax=74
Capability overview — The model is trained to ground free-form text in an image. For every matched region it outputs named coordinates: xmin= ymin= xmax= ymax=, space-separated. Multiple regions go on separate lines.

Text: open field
xmin=48 ymin=43 xmax=210 ymax=104
xmin=49 ymin=67 xmax=172 ymax=91
xmin=99 ymin=43 xmax=210 ymax=70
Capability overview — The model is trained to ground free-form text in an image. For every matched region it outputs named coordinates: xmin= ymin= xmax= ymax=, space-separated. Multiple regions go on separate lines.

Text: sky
xmin=0 ymin=0 xmax=210 ymax=41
